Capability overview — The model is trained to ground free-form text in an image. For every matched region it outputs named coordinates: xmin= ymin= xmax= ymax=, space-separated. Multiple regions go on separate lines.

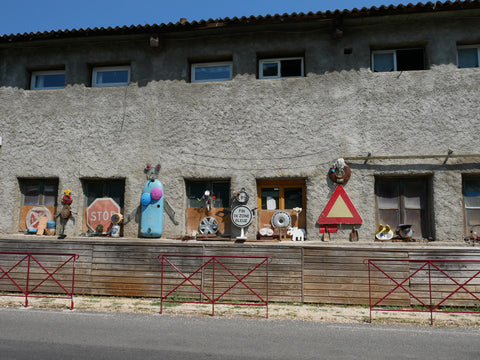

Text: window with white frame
xmin=259 ymin=57 xmax=304 ymax=79
xmin=371 ymin=48 xmax=425 ymax=72
xmin=191 ymin=62 xmax=232 ymax=83
xmin=92 ymin=66 xmax=130 ymax=87
xmin=463 ymin=176 xmax=480 ymax=237
xmin=30 ymin=70 xmax=65 ymax=90
xmin=457 ymin=46 xmax=480 ymax=68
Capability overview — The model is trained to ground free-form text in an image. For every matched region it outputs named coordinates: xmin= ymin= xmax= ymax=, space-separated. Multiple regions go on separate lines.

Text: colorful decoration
xmin=62 ymin=189 xmax=73 ymax=205
xmin=201 ymin=190 xmax=216 ymax=211
xmin=328 ymin=158 xmax=351 ymax=185
xmin=397 ymin=224 xmax=413 ymax=239
xmin=376 ymin=224 xmax=394 ymax=240
xmin=140 ymin=178 xmax=164 ymax=237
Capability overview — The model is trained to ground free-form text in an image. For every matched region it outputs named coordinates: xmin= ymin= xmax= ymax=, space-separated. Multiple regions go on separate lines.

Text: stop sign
xmin=87 ymin=197 xmax=120 ymax=233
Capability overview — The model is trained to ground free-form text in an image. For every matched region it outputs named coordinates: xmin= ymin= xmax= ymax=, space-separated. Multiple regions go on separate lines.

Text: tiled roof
xmin=1 ymin=0 xmax=479 ymax=43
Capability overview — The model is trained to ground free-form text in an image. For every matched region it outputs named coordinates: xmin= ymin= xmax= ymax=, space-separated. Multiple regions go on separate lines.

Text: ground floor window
xmin=257 ymin=179 xmax=306 ymax=231
xmin=463 ymin=176 xmax=480 ymax=237
xmin=185 ymin=179 xmax=231 ymax=236
xmin=375 ymin=177 xmax=431 ymax=238
xmin=81 ymin=179 xmax=125 ymax=234
xmin=18 ymin=178 xmax=58 ymax=231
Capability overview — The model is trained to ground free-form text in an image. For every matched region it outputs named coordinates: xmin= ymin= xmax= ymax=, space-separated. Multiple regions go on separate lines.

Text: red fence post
xmin=26 ymin=254 xmax=31 ymax=308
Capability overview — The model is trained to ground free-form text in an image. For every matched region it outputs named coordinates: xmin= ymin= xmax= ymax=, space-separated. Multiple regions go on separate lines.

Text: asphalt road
xmin=0 ymin=308 xmax=479 ymax=360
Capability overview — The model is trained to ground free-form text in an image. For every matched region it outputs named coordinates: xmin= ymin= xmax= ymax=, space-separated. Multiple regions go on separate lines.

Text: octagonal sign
xmin=87 ymin=197 xmax=120 ymax=233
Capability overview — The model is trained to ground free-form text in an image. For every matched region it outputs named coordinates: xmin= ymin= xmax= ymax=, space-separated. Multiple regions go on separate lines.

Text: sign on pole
xmin=231 ymin=205 xmax=253 ymax=240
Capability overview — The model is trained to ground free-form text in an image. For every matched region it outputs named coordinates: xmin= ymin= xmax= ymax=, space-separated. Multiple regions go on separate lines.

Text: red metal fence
xmin=158 ymin=254 xmax=272 ymax=318
xmin=366 ymin=258 xmax=480 ymax=325
xmin=0 ymin=252 xmax=79 ymax=309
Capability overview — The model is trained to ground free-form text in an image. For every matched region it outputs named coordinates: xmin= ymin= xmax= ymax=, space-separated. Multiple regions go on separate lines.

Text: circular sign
xmin=26 ymin=206 xmax=52 ymax=230
xmin=231 ymin=205 xmax=253 ymax=228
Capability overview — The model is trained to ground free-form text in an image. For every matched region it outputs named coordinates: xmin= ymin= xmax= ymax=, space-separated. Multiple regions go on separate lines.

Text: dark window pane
xmin=373 ymin=52 xmax=395 ymax=72
xmin=280 ymin=59 xmax=302 ymax=77
xmin=84 ymin=180 xmax=124 ymax=208
xmin=43 ymin=183 xmax=58 ymax=206
xmin=261 ymin=188 xmax=279 ymax=210
xmin=24 ymin=183 xmax=40 ymax=205
xmin=108 ymin=181 xmax=125 ymax=208
xmin=212 ymin=182 xmax=230 ymax=207
xmin=458 ymin=48 xmax=479 ymax=68
xmin=262 ymin=62 xmax=278 ymax=77
xmin=85 ymin=182 xmax=103 ymax=207
xmin=403 ymin=180 xmax=426 ymax=209
xmin=195 ymin=65 xmax=231 ymax=81
xmin=97 ymin=70 xmax=129 ymax=84
xmin=41 ymin=74 xmax=65 ymax=88
xmin=464 ymin=178 xmax=480 ymax=196
xmin=376 ymin=180 xmax=399 ymax=209
xmin=396 ymin=49 xmax=425 ymax=71
xmin=284 ymin=187 xmax=303 ymax=209
xmin=186 ymin=181 xmax=208 ymax=208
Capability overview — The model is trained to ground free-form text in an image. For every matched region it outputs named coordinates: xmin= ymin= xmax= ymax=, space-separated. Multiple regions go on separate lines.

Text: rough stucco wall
xmin=0 ymin=10 xmax=479 ymax=241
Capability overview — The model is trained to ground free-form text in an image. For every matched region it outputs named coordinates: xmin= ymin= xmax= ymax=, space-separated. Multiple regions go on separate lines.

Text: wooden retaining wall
xmin=1 ymin=236 xmax=479 ymax=307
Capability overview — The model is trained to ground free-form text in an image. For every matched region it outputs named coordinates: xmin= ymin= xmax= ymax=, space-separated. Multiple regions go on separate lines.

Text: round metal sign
xmin=231 ymin=205 xmax=253 ymax=228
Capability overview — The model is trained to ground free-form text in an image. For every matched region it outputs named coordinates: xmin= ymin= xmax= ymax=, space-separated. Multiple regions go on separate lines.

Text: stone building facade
xmin=0 ymin=1 xmax=479 ymax=242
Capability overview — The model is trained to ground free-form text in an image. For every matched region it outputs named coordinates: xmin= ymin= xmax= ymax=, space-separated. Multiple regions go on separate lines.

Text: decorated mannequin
xmin=58 ymin=189 xmax=73 ymax=238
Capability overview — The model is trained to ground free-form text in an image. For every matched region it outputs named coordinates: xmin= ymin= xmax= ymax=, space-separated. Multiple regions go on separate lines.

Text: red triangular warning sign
xmin=317 ymin=185 xmax=363 ymax=225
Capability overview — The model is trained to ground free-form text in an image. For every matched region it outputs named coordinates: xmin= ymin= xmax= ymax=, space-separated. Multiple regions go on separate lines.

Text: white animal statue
xmin=287 ymin=227 xmax=306 ymax=241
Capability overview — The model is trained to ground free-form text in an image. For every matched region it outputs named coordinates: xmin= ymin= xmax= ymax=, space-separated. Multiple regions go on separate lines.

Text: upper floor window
xmin=371 ymin=48 xmax=425 ymax=72
xmin=259 ymin=57 xmax=304 ymax=79
xmin=30 ymin=70 xmax=65 ymax=90
xmin=457 ymin=46 xmax=479 ymax=68
xmin=191 ymin=62 xmax=232 ymax=83
xmin=92 ymin=66 xmax=130 ymax=87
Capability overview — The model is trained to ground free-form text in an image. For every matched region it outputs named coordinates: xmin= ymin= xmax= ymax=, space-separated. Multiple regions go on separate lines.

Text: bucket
xmin=45 ymin=221 xmax=56 ymax=235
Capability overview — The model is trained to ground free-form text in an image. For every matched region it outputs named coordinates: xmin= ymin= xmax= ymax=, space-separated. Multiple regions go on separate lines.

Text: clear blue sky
xmin=0 ymin=0 xmax=410 ymax=36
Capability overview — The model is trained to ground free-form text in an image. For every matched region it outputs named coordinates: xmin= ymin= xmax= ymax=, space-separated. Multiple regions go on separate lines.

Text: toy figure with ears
xmin=140 ymin=164 xmax=164 ymax=237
